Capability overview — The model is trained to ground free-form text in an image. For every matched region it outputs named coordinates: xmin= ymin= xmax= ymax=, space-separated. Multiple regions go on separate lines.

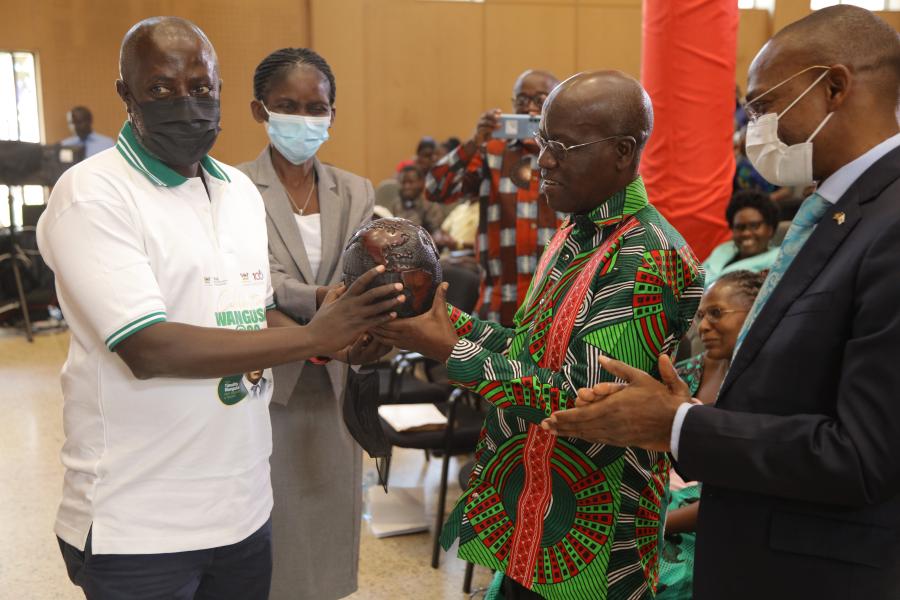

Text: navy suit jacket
xmin=679 ymin=145 xmax=900 ymax=599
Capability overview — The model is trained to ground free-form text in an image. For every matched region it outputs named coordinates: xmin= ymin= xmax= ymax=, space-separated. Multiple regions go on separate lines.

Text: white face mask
xmin=745 ymin=67 xmax=833 ymax=187
xmin=263 ymin=105 xmax=331 ymax=165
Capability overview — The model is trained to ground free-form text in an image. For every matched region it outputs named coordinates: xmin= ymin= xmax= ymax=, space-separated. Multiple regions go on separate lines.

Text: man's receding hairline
xmin=514 ymin=69 xmax=559 ymax=92
xmin=119 ymin=16 xmax=217 ymax=82
xmin=559 ymin=71 xmax=652 ymax=147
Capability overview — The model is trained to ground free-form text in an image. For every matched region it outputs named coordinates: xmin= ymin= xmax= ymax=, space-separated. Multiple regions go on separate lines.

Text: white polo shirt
xmin=37 ymin=122 xmax=276 ymax=555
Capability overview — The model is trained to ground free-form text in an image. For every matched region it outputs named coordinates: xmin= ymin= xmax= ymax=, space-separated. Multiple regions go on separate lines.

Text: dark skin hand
xmin=370 ymin=282 xmax=458 ymax=363
xmin=541 ymin=354 xmax=691 ymax=451
xmin=116 ymin=266 xmax=403 ymax=380
xmin=665 ymin=501 xmax=699 ymax=534
xmin=268 ymin=308 xmax=391 ymax=366
xmin=341 ymin=333 xmax=393 ymax=365
xmin=116 ymin=18 xmax=220 ymax=179
xmin=315 ymin=284 xmax=339 ymax=309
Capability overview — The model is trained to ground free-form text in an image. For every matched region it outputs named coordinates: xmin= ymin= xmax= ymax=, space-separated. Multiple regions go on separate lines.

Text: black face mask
xmin=133 ymin=96 xmax=220 ymax=167
xmin=343 ymin=368 xmax=391 ymax=491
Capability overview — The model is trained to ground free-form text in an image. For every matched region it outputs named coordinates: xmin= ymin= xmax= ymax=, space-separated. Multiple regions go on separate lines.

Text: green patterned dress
xmin=656 ymin=354 xmax=705 ymax=599
xmin=439 ymin=178 xmax=704 ymax=599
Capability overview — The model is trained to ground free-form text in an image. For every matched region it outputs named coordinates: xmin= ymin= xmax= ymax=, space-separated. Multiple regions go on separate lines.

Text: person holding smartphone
xmin=426 ymin=69 xmax=561 ymax=327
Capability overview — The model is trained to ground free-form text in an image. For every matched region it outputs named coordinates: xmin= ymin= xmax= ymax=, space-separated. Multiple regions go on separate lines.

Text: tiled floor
xmin=0 ymin=327 xmax=493 ymax=599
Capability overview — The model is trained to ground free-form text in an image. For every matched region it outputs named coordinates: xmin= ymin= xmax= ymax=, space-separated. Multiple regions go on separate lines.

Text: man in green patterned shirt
xmin=374 ymin=71 xmax=704 ymax=599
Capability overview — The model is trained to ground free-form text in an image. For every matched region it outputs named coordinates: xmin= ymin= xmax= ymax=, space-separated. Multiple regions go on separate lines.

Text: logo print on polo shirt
xmin=214 ymin=308 xmax=266 ymax=330
xmin=217 ymin=370 xmax=264 ymax=405
xmin=203 ymin=275 xmax=228 ymax=286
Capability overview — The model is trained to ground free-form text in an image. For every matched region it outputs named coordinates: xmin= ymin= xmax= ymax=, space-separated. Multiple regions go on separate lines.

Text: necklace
xmin=285 ymin=177 xmax=316 ymax=216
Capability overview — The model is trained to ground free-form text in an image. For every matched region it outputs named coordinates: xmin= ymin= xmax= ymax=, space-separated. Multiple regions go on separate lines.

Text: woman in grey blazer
xmin=237 ymin=48 xmax=376 ymax=600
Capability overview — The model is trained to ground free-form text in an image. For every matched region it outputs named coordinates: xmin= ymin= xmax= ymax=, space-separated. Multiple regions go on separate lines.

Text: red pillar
xmin=640 ymin=0 xmax=738 ymax=261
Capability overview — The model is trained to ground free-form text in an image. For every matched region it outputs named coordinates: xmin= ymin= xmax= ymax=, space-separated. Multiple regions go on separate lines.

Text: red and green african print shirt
xmin=439 ymin=177 xmax=704 ymax=599
xmin=426 ymin=139 xmax=563 ymax=327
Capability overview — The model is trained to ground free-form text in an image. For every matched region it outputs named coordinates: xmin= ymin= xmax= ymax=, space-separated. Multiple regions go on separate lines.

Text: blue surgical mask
xmin=263 ymin=105 xmax=330 ymax=165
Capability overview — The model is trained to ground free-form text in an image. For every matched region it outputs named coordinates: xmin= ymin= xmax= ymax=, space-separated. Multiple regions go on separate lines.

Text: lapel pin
xmin=833 ymin=212 xmax=846 ymax=225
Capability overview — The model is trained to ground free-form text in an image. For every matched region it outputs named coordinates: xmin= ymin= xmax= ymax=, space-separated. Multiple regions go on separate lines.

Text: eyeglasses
xmin=533 ymin=132 xmax=633 ymax=162
xmin=695 ymin=307 xmax=748 ymax=325
xmin=732 ymin=220 xmax=766 ymax=234
xmin=512 ymin=93 xmax=548 ymax=110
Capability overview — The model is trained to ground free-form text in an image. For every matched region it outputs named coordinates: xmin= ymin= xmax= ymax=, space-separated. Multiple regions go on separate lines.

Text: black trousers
xmin=58 ymin=518 xmax=272 ymax=600
xmin=502 ymin=575 xmax=546 ymax=599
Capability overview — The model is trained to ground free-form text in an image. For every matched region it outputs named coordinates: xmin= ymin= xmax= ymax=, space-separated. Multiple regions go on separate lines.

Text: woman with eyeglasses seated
xmin=656 ymin=270 xmax=765 ymax=599
xmin=702 ymin=190 xmax=780 ymax=287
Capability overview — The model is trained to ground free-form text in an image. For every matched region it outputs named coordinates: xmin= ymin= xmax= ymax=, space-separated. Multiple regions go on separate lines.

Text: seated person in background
xmin=427 ymin=69 xmax=561 ymax=327
xmin=656 ymin=270 xmax=764 ymax=599
xmin=435 ymin=136 xmax=461 ymax=163
xmin=61 ymin=106 xmax=114 ymax=157
xmin=432 ymin=197 xmax=478 ymax=253
xmin=702 ymin=190 xmax=779 ymax=286
xmin=395 ymin=136 xmax=437 ymax=174
xmin=388 ymin=165 xmax=445 ymax=233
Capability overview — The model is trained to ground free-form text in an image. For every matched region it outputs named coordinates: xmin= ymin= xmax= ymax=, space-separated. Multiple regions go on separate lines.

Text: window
xmin=0 ymin=50 xmax=43 ymax=228
xmin=811 ymin=0 xmax=900 ymax=9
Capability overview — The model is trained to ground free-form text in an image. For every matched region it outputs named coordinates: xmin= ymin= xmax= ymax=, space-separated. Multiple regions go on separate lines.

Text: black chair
xmin=379 ymin=388 xmax=485 ymax=568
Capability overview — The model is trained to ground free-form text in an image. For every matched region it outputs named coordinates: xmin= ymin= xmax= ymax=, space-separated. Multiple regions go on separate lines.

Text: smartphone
xmin=492 ymin=114 xmax=541 ymax=141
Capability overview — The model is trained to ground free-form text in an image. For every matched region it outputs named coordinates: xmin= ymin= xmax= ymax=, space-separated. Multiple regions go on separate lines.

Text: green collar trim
xmin=586 ymin=176 xmax=649 ymax=228
xmin=115 ymin=121 xmax=230 ymax=187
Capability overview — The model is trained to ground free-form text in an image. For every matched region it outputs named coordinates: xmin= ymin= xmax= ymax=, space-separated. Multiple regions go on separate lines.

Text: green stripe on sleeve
xmin=106 ymin=312 xmax=167 ymax=351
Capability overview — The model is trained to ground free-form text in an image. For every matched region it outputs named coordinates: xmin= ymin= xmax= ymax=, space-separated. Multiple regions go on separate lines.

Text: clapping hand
xmin=540 ymin=354 xmax=692 ymax=451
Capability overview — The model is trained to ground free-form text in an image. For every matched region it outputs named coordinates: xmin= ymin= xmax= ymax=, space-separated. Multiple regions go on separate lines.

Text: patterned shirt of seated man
xmin=439 ymin=175 xmax=704 ymax=599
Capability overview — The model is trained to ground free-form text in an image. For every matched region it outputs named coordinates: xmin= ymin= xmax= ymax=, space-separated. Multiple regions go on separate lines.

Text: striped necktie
xmin=733 ymin=192 xmax=831 ymax=355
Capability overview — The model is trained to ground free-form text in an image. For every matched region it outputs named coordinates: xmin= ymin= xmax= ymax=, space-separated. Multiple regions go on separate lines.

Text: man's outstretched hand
xmin=306 ymin=266 xmax=404 ymax=356
xmin=371 ymin=282 xmax=458 ymax=363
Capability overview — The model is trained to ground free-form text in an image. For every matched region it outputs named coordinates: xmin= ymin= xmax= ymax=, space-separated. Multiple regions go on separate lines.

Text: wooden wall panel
xmin=5 ymin=0 xmax=897 ymax=183
xmin=875 ymin=10 xmax=900 ymax=31
xmin=575 ymin=5 xmax=643 ymax=78
xmin=736 ymin=9 xmax=772 ymax=93
xmin=773 ymin=0 xmax=811 ymax=32
xmin=483 ymin=3 xmax=577 ymax=111
xmin=361 ymin=0 xmax=484 ymax=181
xmin=311 ymin=0 xmax=368 ymax=175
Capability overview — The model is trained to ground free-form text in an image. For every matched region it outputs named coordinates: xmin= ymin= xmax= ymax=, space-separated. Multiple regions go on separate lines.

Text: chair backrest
xmin=375 ymin=179 xmax=400 ymax=208
xmin=440 ymin=259 xmax=481 ymax=314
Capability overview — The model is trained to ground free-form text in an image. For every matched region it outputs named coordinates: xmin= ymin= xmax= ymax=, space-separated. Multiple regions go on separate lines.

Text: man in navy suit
xmin=542 ymin=6 xmax=900 ymax=599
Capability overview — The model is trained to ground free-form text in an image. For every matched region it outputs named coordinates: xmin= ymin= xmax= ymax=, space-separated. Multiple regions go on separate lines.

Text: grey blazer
xmin=237 ymin=147 xmax=374 ymax=405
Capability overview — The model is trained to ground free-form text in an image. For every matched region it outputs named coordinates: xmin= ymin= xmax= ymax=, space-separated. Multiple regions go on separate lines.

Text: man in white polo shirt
xmin=37 ymin=17 xmax=400 ymax=600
